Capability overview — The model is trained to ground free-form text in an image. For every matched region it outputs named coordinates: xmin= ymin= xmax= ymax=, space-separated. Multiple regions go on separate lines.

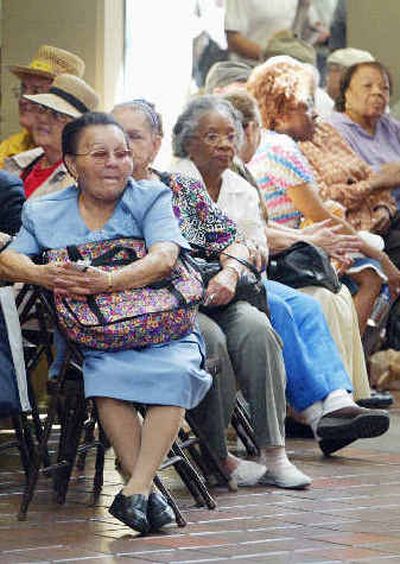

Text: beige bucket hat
xmin=23 ymin=74 xmax=99 ymax=118
xmin=263 ymin=31 xmax=317 ymax=67
xmin=9 ymin=44 xmax=85 ymax=80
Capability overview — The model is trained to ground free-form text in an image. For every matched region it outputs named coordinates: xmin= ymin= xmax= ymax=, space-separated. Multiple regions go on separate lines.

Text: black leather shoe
xmin=319 ymin=436 xmax=357 ymax=456
xmin=148 ymin=492 xmax=176 ymax=531
xmin=285 ymin=416 xmax=314 ymax=439
xmin=317 ymin=405 xmax=389 ymax=440
xmin=317 ymin=405 xmax=390 ymax=456
xmin=357 ymin=390 xmax=394 ymax=409
xmin=109 ymin=491 xmax=149 ymax=534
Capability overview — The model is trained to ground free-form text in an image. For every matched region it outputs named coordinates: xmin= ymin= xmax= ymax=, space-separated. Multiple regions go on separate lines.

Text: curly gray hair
xmin=172 ymin=95 xmax=244 ymax=158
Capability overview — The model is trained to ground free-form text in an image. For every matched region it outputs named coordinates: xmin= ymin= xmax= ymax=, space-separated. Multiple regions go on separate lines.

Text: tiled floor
xmin=2 ymin=399 xmax=400 ymax=563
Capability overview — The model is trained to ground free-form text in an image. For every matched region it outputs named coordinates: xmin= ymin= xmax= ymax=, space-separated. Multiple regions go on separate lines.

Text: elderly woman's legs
xmin=96 ymin=397 xmax=183 ymax=495
xmin=267 ymin=280 xmax=352 ymax=412
xmin=350 ymin=269 xmax=382 ymax=334
xmin=124 ymin=405 xmax=184 ymax=495
xmin=190 ymin=313 xmax=237 ymax=461
xmin=209 ymin=301 xmax=311 ymax=488
xmin=191 ymin=312 xmax=267 ymax=486
xmin=300 ymin=285 xmax=371 ymax=400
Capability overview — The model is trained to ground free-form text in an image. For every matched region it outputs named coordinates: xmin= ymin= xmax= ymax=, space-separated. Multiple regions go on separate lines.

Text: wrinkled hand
xmin=39 ymin=263 xmax=109 ymax=297
xmin=247 ymin=241 xmax=268 ymax=272
xmin=314 ymin=22 xmax=330 ymax=45
xmin=306 ymin=220 xmax=361 ymax=264
xmin=204 ymin=268 xmax=238 ymax=307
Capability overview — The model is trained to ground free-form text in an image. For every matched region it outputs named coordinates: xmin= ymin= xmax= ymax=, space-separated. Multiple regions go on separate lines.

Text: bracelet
xmin=107 ymin=270 xmax=114 ymax=292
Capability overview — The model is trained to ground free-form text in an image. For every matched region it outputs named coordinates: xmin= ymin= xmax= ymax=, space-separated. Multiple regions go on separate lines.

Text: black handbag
xmin=267 ymin=241 xmax=341 ymax=293
xmin=191 ymin=250 xmax=269 ymax=316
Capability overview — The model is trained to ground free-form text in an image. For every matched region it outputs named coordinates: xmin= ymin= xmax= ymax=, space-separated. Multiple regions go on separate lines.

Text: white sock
xmin=300 ymin=401 xmax=324 ymax=437
xmin=322 ymin=389 xmax=356 ymax=416
xmin=259 ymin=447 xmax=311 ymax=487
xmin=261 ymin=446 xmax=298 ymax=474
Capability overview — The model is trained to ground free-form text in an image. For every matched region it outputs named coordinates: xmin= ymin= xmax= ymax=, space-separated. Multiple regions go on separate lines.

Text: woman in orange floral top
xmin=247 ymin=55 xmax=400 ymax=333
xmin=300 ymin=120 xmax=399 ymax=242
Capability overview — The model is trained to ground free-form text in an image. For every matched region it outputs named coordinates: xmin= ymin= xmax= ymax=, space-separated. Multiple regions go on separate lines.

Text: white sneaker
xmin=258 ymin=465 xmax=312 ymax=490
xmin=230 ymin=459 xmax=267 ymax=487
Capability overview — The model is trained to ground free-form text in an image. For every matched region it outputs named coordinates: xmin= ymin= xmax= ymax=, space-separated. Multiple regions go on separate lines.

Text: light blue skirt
xmin=50 ymin=327 xmax=212 ymax=410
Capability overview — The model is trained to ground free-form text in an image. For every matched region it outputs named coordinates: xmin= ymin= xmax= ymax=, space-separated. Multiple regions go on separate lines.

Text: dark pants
xmin=384 ymin=212 xmax=400 ymax=269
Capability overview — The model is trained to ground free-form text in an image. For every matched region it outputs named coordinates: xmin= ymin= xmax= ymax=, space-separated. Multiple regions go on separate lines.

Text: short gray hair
xmin=112 ymin=99 xmax=163 ymax=136
xmin=172 ymin=95 xmax=243 ymax=158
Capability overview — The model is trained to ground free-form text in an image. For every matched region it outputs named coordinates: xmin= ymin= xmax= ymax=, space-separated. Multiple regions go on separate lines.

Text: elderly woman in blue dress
xmin=0 ymin=112 xmax=212 ymax=535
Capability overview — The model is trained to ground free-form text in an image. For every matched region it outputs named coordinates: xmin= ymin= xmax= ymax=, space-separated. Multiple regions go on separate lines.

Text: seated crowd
xmin=0 ymin=38 xmax=398 ymax=535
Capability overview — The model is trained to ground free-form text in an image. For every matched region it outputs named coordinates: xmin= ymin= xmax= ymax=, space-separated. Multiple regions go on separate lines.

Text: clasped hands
xmin=38 ymin=262 xmax=110 ymax=298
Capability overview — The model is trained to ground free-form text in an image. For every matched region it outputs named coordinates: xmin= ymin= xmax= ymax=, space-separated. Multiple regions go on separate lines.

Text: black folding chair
xmin=0 ymin=285 xmax=39 ymax=520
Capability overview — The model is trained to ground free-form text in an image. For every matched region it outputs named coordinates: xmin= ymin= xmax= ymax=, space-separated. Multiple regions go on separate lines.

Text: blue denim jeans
xmin=266 ymin=280 xmax=352 ymax=412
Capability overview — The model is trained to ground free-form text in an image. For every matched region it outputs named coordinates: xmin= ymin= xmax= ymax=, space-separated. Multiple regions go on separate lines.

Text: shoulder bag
xmin=267 ymin=240 xmax=341 ymax=293
xmin=44 ymin=238 xmax=204 ymax=351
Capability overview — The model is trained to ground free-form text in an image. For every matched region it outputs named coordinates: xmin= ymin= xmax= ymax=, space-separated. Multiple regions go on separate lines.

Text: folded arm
xmin=0 ymin=242 xmax=180 ymax=296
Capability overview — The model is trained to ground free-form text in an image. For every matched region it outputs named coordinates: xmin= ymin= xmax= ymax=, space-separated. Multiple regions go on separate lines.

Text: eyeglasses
xmin=194 ymin=131 xmax=237 ymax=147
xmin=72 ymin=148 xmax=132 ymax=164
xmin=33 ymin=104 xmax=69 ymax=122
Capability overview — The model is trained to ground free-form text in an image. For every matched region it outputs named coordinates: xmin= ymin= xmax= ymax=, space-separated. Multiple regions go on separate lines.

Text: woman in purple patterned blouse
xmin=112 ymin=98 xmax=313 ymax=491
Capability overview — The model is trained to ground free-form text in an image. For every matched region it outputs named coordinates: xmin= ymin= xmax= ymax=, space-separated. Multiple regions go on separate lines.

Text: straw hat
xmin=23 ymin=74 xmax=99 ymax=118
xmin=327 ymin=48 xmax=375 ymax=68
xmin=9 ymin=45 xmax=85 ymax=80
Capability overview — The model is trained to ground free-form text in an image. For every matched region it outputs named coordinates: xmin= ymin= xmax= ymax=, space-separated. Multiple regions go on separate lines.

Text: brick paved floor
xmin=1 ymin=397 xmax=400 ymax=563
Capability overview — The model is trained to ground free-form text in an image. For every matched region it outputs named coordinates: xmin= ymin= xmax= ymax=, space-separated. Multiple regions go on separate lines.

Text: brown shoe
xmin=317 ymin=405 xmax=389 ymax=441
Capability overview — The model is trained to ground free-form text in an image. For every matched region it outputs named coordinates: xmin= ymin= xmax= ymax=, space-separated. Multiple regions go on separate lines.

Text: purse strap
xmin=189 ymin=243 xmax=261 ymax=280
xmin=66 ymin=243 xmax=139 ymax=267
xmin=220 ymin=250 xmax=261 ymax=281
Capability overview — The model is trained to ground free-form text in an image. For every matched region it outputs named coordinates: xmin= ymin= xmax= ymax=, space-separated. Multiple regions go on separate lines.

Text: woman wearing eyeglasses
xmin=0 ymin=45 xmax=85 ymax=168
xmin=4 ymin=73 xmax=98 ymax=199
xmin=0 ymin=111 xmax=212 ymax=534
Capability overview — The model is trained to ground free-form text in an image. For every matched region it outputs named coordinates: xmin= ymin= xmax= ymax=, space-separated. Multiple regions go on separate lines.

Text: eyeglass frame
xmin=190 ymin=131 xmax=239 ymax=147
xmin=70 ymin=148 xmax=133 ymax=164
xmin=31 ymin=103 xmax=71 ymax=122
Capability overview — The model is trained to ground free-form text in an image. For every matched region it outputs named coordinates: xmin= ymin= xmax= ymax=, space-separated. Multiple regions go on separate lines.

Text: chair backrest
xmin=0 ymin=286 xmax=30 ymax=416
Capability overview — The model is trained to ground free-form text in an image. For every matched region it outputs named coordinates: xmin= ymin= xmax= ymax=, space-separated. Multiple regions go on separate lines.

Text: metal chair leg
xmin=11 ymin=414 xmax=40 ymax=521
xmin=231 ymin=397 xmax=260 ymax=457
xmin=153 ymin=474 xmax=187 ymax=527
xmin=182 ymin=415 xmax=237 ymax=491
xmin=169 ymin=442 xmax=216 ymax=509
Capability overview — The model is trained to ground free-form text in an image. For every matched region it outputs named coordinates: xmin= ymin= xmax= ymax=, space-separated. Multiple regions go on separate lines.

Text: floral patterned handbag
xmin=44 ymin=238 xmax=204 ymax=351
